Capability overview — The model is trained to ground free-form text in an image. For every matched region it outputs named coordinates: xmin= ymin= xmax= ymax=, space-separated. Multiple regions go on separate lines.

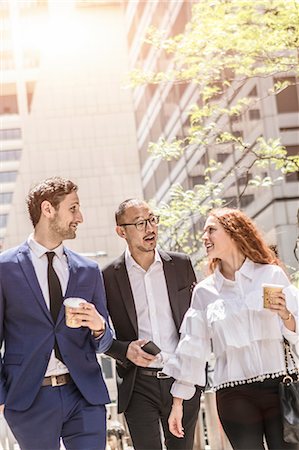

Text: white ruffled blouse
xmin=163 ymin=259 xmax=299 ymax=400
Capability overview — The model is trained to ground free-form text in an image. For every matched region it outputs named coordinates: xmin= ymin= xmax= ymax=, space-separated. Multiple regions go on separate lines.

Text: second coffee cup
xmin=63 ymin=297 xmax=87 ymax=328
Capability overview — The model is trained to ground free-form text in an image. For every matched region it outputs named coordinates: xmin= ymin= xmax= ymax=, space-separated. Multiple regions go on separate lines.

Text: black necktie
xmin=46 ymin=252 xmax=63 ymax=362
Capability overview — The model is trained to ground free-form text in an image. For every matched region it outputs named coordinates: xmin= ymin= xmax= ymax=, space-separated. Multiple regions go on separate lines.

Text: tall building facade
xmin=124 ymin=0 xmax=299 ymax=270
xmin=0 ymin=0 xmax=143 ymax=403
xmin=0 ymin=0 xmax=142 ymax=257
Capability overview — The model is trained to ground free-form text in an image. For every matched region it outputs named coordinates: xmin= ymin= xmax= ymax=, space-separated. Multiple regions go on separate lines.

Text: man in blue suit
xmin=0 ymin=177 xmax=113 ymax=450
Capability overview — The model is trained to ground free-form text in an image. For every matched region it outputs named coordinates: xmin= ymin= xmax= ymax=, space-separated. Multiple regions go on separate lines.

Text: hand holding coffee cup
xmin=262 ymin=284 xmax=284 ymax=309
xmin=262 ymin=283 xmax=292 ymax=323
xmin=64 ymin=297 xmax=105 ymax=335
xmin=64 ymin=298 xmax=87 ymax=328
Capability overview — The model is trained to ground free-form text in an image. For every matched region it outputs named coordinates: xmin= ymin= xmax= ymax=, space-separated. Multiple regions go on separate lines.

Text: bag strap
xmin=283 ymin=338 xmax=299 ymax=381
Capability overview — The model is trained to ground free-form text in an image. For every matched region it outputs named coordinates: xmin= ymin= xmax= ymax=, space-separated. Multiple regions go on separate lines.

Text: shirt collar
xmin=27 ymin=233 xmax=64 ymax=260
xmin=125 ymin=246 xmax=161 ymax=271
xmin=214 ymin=258 xmax=255 ymax=291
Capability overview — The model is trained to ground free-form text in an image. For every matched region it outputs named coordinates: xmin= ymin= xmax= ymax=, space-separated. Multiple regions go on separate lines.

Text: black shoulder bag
xmin=279 ymin=338 xmax=299 ymax=443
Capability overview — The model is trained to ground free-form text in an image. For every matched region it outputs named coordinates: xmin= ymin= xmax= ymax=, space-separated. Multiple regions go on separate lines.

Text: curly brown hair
xmin=208 ymin=208 xmax=280 ymax=273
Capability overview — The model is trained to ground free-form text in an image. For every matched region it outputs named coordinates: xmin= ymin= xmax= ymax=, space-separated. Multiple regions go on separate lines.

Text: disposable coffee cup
xmin=262 ymin=284 xmax=284 ymax=308
xmin=63 ymin=297 xmax=87 ymax=328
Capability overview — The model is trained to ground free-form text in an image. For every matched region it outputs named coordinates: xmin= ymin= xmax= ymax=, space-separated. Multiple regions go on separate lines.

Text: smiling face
xmin=49 ymin=191 xmax=83 ymax=241
xmin=116 ymin=202 xmax=158 ymax=256
xmin=202 ymin=215 xmax=237 ymax=260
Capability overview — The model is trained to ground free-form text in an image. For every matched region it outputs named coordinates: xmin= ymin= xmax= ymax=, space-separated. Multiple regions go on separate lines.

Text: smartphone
xmin=141 ymin=341 xmax=161 ymax=356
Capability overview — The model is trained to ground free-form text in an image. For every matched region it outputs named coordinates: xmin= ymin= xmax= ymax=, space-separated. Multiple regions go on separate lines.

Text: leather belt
xmin=138 ymin=368 xmax=171 ymax=379
xmin=41 ymin=373 xmax=71 ymax=387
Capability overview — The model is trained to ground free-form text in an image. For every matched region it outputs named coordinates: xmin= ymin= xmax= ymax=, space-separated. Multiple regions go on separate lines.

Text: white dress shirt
xmin=163 ymin=259 xmax=299 ymax=399
xmin=125 ymin=247 xmax=179 ymax=368
xmin=28 ymin=234 xmax=69 ymax=376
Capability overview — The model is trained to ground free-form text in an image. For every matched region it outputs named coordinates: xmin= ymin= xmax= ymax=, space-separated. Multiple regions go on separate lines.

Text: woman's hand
xmin=268 ymin=291 xmax=295 ymax=332
xmin=168 ymin=398 xmax=184 ymax=438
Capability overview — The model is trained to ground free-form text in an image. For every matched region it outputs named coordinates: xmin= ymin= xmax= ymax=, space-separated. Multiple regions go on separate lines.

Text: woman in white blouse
xmin=165 ymin=208 xmax=299 ymax=450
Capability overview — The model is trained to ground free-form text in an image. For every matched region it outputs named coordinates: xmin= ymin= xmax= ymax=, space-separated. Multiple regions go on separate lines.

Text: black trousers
xmin=216 ymin=377 xmax=299 ymax=450
xmin=124 ymin=371 xmax=201 ymax=450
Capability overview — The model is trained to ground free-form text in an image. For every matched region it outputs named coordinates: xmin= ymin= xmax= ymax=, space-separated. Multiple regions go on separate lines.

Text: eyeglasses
xmin=119 ymin=215 xmax=160 ymax=231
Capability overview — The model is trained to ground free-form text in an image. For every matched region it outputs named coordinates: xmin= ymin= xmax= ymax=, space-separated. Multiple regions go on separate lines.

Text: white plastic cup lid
xmin=261 ymin=284 xmax=284 ymax=289
xmin=63 ymin=297 xmax=87 ymax=308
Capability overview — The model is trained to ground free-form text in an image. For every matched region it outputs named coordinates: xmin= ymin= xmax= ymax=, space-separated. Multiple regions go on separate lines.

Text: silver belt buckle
xmin=51 ymin=375 xmax=65 ymax=387
xmin=157 ymin=371 xmax=170 ymax=379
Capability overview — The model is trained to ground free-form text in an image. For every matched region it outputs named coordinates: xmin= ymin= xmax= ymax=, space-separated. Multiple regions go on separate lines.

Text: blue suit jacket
xmin=0 ymin=242 xmax=113 ymax=411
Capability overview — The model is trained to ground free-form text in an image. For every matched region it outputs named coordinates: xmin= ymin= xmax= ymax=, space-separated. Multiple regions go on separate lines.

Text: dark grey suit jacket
xmin=103 ymin=249 xmax=196 ymax=413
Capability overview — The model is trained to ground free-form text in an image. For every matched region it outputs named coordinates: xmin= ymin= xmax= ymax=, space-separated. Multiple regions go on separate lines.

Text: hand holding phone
xmin=141 ymin=341 xmax=161 ymax=356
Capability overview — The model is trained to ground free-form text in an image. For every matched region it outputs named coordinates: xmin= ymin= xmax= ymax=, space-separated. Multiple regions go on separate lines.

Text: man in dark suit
xmin=0 ymin=177 xmax=113 ymax=450
xmin=103 ymin=199 xmax=201 ymax=450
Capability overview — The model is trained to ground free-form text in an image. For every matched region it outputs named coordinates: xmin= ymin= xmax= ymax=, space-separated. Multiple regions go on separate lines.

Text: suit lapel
xmin=17 ymin=244 xmax=53 ymax=323
xmin=159 ymin=250 xmax=181 ymax=331
xmin=114 ymin=254 xmax=138 ymax=335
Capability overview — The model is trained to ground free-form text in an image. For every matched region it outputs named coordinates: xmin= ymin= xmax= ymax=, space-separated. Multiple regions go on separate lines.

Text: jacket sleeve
xmin=105 ymin=339 xmax=133 ymax=368
xmin=91 ymin=269 xmax=113 ymax=354
xmin=0 ymin=261 xmax=7 ymax=405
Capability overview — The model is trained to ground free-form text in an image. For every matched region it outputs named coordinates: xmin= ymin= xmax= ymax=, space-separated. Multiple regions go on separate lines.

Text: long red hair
xmin=208 ymin=208 xmax=281 ymax=273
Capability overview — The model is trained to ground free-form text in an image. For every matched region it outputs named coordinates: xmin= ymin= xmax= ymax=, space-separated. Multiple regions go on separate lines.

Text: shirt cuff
xmin=170 ymin=380 xmax=196 ymax=400
xmin=160 ymin=351 xmax=173 ymax=365
xmin=91 ymin=320 xmax=106 ymax=339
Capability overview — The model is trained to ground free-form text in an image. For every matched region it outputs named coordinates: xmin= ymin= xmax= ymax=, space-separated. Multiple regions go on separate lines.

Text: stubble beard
xmin=49 ymin=217 xmax=76 ymax=241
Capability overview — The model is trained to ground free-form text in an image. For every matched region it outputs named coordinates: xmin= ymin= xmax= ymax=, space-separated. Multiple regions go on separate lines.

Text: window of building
xmin=223 ymin=194 xmax=254 ymax=208
xmin=150 ymin=112 xmax=163 ymax=142
xmin=182 ymin=118 xmax=190 ymax=137
xmin=143 ymin=175 xmax=156 ymax=201
xmin=275 ymin=77 xmax=299 ymax=113
xmin=127 ymin=1 xmax=147 ymax=47
xmin=0 ymin=171 xmax=18 ymax=183
xmin=233 ymin=130 xmax=244 ymax=139
xmin=0 ymin=95 xmax=19 ymax=115
xmin=248 ymin=86 xmax=257 ymax=97
xmin=171 ymin=1 xmax=192 ymax=36
xmin=0 ymin=214 xmax=8 ymax=228
xmin=176 ymin=82 xmax=188 ymax=100
xmin=135 ymin=95 xmax=148 ymax=129
xmin=0 ymin=95 xmax=18 ymax=115
xmin=0 ymin=192 xmax=13 ymax=204
xmin=235 ymin=173 xmax=252 ymax=186
xmin=139 ymin=137 xmax=150 ymax=167
xmin=161 ymin=86 xmax=178 ymax=123
xmin=231 ymin=114 xmax=242 ymax=123
xmin=249 ymin=109 xmax=260 ymax=120
xmin=285 ymin=145 xmax=299 ymax=182
xmin=168 ymin=159 xmax=180 ymax=173
xmin=189 ymin=175 xmax=205 ymax=187
xmin=0 ymin=128 xmax=22 ymax=140
xmin=154 ymin=160 xmax=169 ymax=188
xmin=280 ymin=126 xmax=299 ymax=132
xmin=0 ymin=83 xmax=18 ymax=115
xmin=146 ymin=84 xmax=158 ymax=102
xmin=26 ymin=81 xmax=36 ymax=111
xmin=0 ymin=51 xmax=15 ymax=70
xmin=0 ymin=149 xmax=22 ymax=162
xmin=151 ymin=1 xmax=168 ymax=28
xmin=217 ymin=153 xmax=230 ymax=163
xmin=240 ymin=194 xmax=255 ymax=208
xmin=223 ymin=196 xmax=238 ymax=208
